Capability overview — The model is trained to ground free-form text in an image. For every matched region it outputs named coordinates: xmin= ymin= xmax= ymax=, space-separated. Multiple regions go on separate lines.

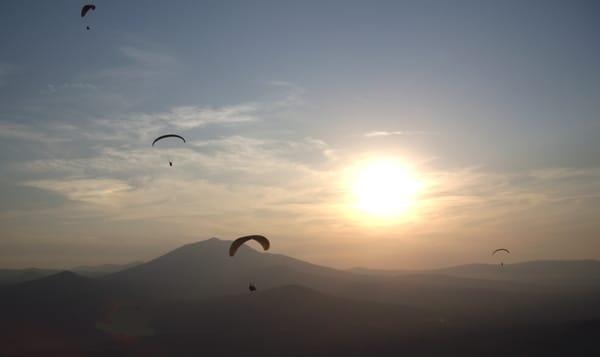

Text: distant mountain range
xmin=1 ymin=238 xmax=599 ymax=356
xmin=0 ymin=261 xmax=143 ymax=285
xmin=351 ymin=259 xmax=600 ymax=287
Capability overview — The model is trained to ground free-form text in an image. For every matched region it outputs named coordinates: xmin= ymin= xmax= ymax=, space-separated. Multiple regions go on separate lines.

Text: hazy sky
xmin=1 ymin=0 xmax=599 ymax=269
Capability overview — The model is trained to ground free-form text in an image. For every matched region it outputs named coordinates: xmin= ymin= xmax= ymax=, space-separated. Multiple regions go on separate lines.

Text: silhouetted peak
xmin=39 ymin=270 xmax=89 ymax=284
xmin=166 ymin=238 xmax=232 ymax=257
xmin=27 ymin=270 xmax=75 ymax=281
xmin=179 ymin=237 xmax=231 ymax=249
xmin=12 ymin=270 xmax=93 ymax=292
xmin=167 ymin=237 xmax=271 ymax=259
xmin=54 ymin=270 xmax=79 ymax=278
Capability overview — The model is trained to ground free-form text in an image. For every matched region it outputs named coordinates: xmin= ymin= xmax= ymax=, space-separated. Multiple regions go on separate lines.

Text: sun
xmin=350 ymin=158 xmax=422 ymax=219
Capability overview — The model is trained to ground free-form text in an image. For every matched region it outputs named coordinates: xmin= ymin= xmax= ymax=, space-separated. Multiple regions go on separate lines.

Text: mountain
xmin=148 ymin=285 xmax=439 ymax=357
xmin=72 ymin=261 xmax=144 ymax=277
xmin=0 ymin=261 xmax=143 ymax=285
xmin=351 ymin=260 xmax=600 ymax=283
xmin=433 ymin=260 xmax=600 ymax=287
xmin=149 ymin=286 xmax=600 ymax=357
xmin=104 ymin=238 xmax=600 ymax=324
xmin=0 ymin=267 xmax=59 ymax=285
xmin=2 ymin=239 xmax=600 ymax=356
xmin=0 ymin=271 xmax=111 ymax=321
xmin=105 ymin=237 xmax=350 ymax=299
xmin=0 ymin=271 xmax=138 ymax=356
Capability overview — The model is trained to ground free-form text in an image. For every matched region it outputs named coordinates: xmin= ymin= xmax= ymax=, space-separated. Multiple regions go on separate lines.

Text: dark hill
xmin=102 ymin=239 xmax=600 ymax=326
xmin=150 ymin=285 xmax=438 ymax=357
xmin=106 ymin=237 xmax=349 ymax=299
xmin=433 ymin=260 xmax=600 ymax=287
xmin=0 ymin=268 xmax=59 ymax=285
xmin=2 ymin=240 xmax=600 ymax=356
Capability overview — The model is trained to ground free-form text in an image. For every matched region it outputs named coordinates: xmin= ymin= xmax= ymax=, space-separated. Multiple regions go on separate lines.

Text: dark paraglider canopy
xmin=492 ymin=248 xmax=510 ymax=256
xmin=249 ymin=282 xmax=257 ymax=292
xmin=152 ymin=134 xmax=186 ymax=147
xmin=229 ymin=235 xmax=270 ymax=257
xmin=81 ymin=4 xmax=96 ymax=18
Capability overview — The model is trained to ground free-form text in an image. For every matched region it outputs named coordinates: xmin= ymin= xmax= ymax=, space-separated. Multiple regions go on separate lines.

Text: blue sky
xmin=1 ymin=0 xmax=599 ymax=268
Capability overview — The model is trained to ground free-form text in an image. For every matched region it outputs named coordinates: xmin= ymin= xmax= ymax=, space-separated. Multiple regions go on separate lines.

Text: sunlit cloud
xmin=22 ymin=179 xmax=133 ymax=206
xmin=364 ymin=130 xmax=435 ymax=138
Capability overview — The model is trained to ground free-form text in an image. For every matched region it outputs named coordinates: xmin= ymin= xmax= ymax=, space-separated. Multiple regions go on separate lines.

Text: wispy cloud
xmin=0 ymin=122 xmax=68 ymax=144
xmin=97 ymin=46 xmax=180 ymax=80
xmin=414 ymin=167 xmax=600 ymax=235
xmin=364 ymin=130 xmax=435 ymax=138
xmin=119 ymin=46 xmax=178 ymax=68
xmin=158 ymin=104 xmax=259 ymax=129
xmin=80 ymin=103 xmax=261 ymax=146
xmin=43 ymin=82 xmax=98 ymax=94
xmin=22 ymin=179 xmax=133 ymax=206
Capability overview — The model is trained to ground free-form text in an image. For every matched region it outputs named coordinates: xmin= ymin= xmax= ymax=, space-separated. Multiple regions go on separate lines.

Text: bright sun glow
xmin=351 ymin=159 xmax=422 ymax=219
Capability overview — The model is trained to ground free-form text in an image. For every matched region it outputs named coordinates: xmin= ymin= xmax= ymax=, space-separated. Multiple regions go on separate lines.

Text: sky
xmin=1 ymin=0 xmax=599 ymax=269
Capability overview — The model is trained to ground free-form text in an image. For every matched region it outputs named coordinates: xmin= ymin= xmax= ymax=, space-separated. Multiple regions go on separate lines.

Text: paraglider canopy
xmin=249 ymin=282 xmax=257 ymax=292
xmin=81 ymin=4 xmax=96 ymax=18
xmin=229 ymin=235 xmax=270 ymax=257
xmin=152 ymin=134 xmax=186 ymax=146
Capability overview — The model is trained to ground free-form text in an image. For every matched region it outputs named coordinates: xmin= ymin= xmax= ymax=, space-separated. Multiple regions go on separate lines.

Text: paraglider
xmin=492 ymin=248 xmax=510 ymax=267
xmin=81 ymin=4 xmax=96 ymax=30
xmin=81 ymin=4 xmax=96 ymax=17
xmin=152 ymin=134 xmax=186 ymax=167
xmin=230 ymin=235 xmax=270 ymax=293
xmin=229 ymin=235 xmax=270 ymax=257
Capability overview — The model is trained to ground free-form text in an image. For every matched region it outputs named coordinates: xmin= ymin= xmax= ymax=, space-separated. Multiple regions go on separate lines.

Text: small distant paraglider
xmin=492 ymin=248 xmax=510 ymax=267
xmin=249 ymin=282 xmax=257 ymax=292
xmin=81 ymin=4 xmax=96 ymax=30
xmin=152 ymin=134 xmax=186 ymax=167
xmin=229 ymin=235 xmax=270 ymax=257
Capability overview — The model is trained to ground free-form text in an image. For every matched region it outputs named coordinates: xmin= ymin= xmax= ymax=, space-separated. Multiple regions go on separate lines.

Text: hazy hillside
xmin=72 ymin=261 xmax=144 ymax=277
xmin=0 ymin=268 xmax=59 ymax=286
xmin=1 ymin=239 xmax=600 ymax=356
xmin=0 ymin=261 xmax=142 ymax=285
xmin=104 ymin=239 xmax=600 ymax=324
xmin=105 ymin=238 xmax=351 ymax=299
xmin=433 ymin=260 xmax=600 ymax=287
